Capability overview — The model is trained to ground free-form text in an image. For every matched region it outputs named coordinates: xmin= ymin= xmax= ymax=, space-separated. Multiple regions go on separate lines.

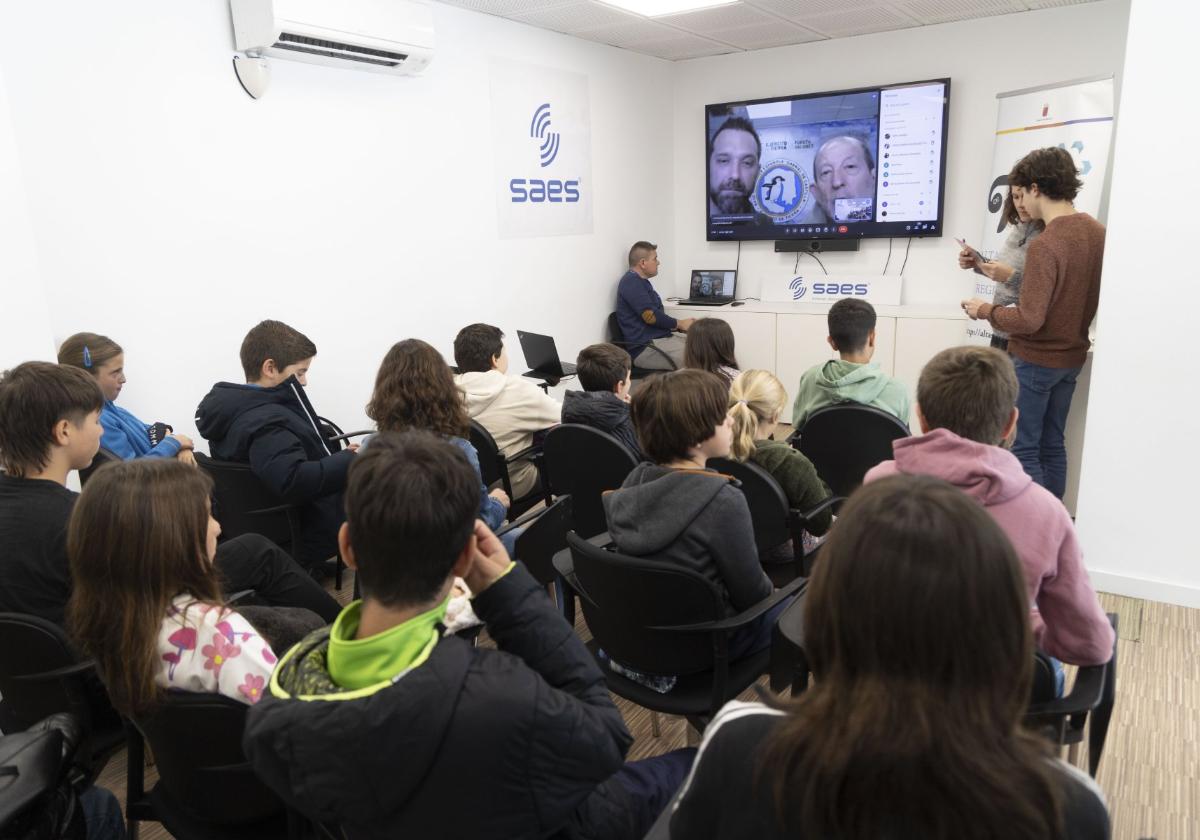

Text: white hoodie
xmin=455 ymin=370 xmax=561 ymax=497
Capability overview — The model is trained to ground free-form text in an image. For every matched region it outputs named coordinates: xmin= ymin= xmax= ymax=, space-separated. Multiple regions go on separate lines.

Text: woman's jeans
xmin=1013 ymin=357 xmax=1082 ymax=500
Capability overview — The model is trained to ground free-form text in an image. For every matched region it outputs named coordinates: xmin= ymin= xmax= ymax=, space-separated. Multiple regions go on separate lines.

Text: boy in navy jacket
xmin=196 ymin=320 xmax=354 ymax=574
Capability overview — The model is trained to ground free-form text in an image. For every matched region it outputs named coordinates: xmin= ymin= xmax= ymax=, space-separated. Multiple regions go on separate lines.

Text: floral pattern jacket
xmin=157 ymin=596 xmax=278 ymax=705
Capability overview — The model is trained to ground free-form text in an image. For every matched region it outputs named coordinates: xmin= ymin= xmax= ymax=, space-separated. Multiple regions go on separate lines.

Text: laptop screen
xmin=689 ymin=270 xmax=737 ymax=300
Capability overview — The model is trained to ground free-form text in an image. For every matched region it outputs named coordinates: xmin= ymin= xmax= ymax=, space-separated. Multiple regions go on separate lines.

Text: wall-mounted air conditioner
xmin=231 ymin=0 xmax=434 ymax=77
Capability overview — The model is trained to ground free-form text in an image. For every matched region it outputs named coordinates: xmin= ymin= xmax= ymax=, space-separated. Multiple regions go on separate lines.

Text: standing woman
xmin=683 ymin=318 xmax=740 ymax=386
xmin=958 ymin=191 xmax=1044 ymax=351
xmin=58 ymin=332 xmax=196 ymax=464
xmin=669 ymin=474 xmax=1109 ymax=840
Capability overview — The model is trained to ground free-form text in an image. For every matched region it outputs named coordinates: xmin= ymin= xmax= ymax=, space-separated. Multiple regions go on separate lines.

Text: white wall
xmin=670 ymin=1 xmax=1131 ymax=304
xmin=1074 ymin=0 xmax=1200 ymax=607
xmin=0 ymin=1 xmax=674 ymax=441
xmin=0 ymin=63 xmax=53 ymax=368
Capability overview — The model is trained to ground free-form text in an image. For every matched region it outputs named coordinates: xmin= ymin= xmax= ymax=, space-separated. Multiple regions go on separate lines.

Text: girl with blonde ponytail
xmin=727 ymin=370 xmax=833 ymax=537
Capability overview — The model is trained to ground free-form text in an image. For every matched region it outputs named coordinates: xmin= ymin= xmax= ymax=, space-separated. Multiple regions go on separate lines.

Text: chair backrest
xmin=606 ymin=312 xmax=626 ymax=345
xmin=194 ymin=452 xmax=295 ymax=549
xmin=467 ymin=420 xmax=509 ymax=495
xmin=566 ymin=533 xmax=725 ymax=677
xmin=542 ymin=425 xmax=638 ymax=538
xmin=793 ymin=404 xmax=909 ymax=497
xmin=706 ymin=457 xmax=790 ymax=556
xmin=1030 ymin=651 xmax=1058 ymax=704
xmin=514 ymin=496 xmax=573 ymax=586
xmin=134 ymin=692 xmax=284 ymax=826
xmin=78 ymin=447 xmax=121 ymax=486
xmin=0 ymin=613 xmax=94 ymax=735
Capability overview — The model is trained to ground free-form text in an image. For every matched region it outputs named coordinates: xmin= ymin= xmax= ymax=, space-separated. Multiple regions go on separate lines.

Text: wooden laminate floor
xmin=98 ymin=572 xmax=1197 ymax=840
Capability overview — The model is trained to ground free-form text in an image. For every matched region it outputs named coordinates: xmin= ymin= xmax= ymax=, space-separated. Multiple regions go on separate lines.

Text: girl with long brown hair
xmin=669 ymin=474 xmax=1109 ymax=840
xmin=683 ymin=318 xmax=740 ymax=386
xmin=67 ymin=460 xmax=280 ymax=716
xmin=366 ymin=338 xmax=511 ymax=537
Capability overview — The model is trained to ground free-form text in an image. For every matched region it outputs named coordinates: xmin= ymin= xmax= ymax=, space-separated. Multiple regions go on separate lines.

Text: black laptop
xmin=680 ymin=269 xmax=737 ymax=306
xmin=517 ymin=331 xmax=576 ymax=380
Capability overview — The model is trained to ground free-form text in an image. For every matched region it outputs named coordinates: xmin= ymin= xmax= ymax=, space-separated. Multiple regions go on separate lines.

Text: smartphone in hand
xmin=955 ymin=237 xmax=991 ymax=264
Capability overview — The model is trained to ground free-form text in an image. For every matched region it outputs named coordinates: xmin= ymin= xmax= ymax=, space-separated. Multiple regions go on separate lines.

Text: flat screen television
xmin=705 ymin=78 xmax=950 ymax=242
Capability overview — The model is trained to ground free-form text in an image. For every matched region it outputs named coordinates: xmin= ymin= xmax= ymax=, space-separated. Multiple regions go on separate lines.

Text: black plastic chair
xmin=788 ymin=404 xmax=909 ymax=497
xmin=468 ymin=419 xmax=546 ymax=519
xmin=607 ymin=312 xmax=676 ymax=380
xmin=555 ymin=533 xmax=805 ymax=731
xmin=542 ymin=424 xmax=638 ymax=539
xmin=0 ymin=713 xmax=87 ymax=838
xmin=0 ymin=613 xmax=125 ymax=785
xmin=78 ymin=446 xmax=121 ymax=486
xmin=707 ymin=457 xmax=842 ymax=583
xmin=125 ymin=692 xmax=290 ymax=840
xmin=316 ymin=416 xmax=370 ymax=453
xmin=1026 ymin=612 xmax=1119 ymax=777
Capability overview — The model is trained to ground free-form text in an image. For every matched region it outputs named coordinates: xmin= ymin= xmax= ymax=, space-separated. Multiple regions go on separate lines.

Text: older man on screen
xmin=811 ymin=135 xmax=877 ymax=222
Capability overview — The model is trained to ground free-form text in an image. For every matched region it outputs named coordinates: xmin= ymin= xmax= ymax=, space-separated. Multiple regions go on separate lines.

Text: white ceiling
xmin=441 ymin=0 xmax=1098 ymax=60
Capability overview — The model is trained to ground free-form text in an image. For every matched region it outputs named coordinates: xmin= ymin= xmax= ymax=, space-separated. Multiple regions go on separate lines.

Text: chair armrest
xmin=496 ymin=503 xmax=547 ymax=536
xmin=327 ymin=430 xmax=372 ymax=444
xmin=794 ymin=495 xmax=844 ymax=522
xmin=13 ymin=660 xmax=97 ymax=682
xmin=226 ymin=589 xmax=256 ymax=606
xmin=653 ymin=576 xmax=807 ymax=633
xmin=1026 ymin=661 xmax=1107 ymax=719
xmin=246 ymin=503 xmax=296 ymax=516
xmin=504 ymin=443 xmax=540 ymax=464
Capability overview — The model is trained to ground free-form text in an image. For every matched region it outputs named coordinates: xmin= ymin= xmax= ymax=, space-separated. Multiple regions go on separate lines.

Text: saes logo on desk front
xmin=789 ymin=277 xmax=807 ymax=300
xmin=510 ymin=103 xmax=580 ymax=203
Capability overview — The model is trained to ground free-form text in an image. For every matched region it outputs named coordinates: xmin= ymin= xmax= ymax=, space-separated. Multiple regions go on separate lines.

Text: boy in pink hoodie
xmin=864 ymin=346 xmax=1113 ymax=666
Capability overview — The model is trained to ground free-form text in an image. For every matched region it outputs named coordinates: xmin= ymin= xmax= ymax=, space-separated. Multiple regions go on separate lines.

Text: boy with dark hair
xmin=561 ymin=343 xmax=643 ymax=459
xmin=602 ymin=370 xmax=784 ymax=686
xmin=0 ymin=362 xmax=339 ymax=626
xmin=244 ymin=431 xmax=692 ymax=838
xmin=962 ymin=146 xmax=1105 ymax=499
xmin=196 ymin=319 xmax=355 ymax=575
xmin=864 ymin=346 xmax=1113 ymax=667
xmin=791 ymin=298 xmax=910 ymax=427
xmin=452 ymin=323 xmax=561 ymax=498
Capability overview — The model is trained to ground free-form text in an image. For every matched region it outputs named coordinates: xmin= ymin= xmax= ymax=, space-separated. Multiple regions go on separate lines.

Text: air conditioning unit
xmin=230 ymin=0 xmax=434 ymax=76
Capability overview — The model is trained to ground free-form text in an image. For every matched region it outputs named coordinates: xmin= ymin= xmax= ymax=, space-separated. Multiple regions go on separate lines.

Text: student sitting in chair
xmin=864 ymin=346 xmax=1113 ymax=669
xmin=67 ymin=460 xmax=325 ymax=712
xmin=561 ymin=342 xmax=644 ymax=460
xmin=243 ymin=431 xmax=693 ymax=839
xmin=0 ymin=361 xmax=340 ymax=628
xmin=58 ymin=331 xmax=197 ymax=465
xmin=683 ymin=317 xmax=740 ymax=387
xmin=452 ymin=323 xmax=561 ymax=499
xmin=791 ymin=298 xmax=910 ymax=428
xmin=602 ymin=369 xmax=788 ymax=691
xmin=669 ymin=475 xmax=1110 ymax=839
xmin=196 ymin=320 xmax=356 ymax=577
xmin=366 ymin=338 xmax=519 ymax=554
xmin=728 ymin=370 xmax=832 ymax=540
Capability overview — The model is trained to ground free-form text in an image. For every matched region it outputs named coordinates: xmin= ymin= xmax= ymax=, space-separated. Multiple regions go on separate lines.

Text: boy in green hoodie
xmin=791 ymin=298 xmax=911 ymax=428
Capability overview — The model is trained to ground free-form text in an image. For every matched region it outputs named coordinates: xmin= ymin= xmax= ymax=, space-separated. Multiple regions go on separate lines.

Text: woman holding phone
xmin=958 ymin=189 xmax=1044 ymax=351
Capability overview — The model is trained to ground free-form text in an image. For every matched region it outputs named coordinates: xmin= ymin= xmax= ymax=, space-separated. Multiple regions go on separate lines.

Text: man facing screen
xmin=708 ymin=117 xmax=761 ymax=216
xmin=811 ymin=135 xmax=877 ymax=222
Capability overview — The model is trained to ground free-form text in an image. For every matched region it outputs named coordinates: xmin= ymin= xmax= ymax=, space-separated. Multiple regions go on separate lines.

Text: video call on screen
xmin=706 ymin=80 xmax=949 ymax=242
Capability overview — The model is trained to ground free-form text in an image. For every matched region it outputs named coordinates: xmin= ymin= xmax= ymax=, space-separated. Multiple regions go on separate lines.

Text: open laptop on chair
xmin=679 ymin=270 xmax=736 ymax=306
xmin=517 ymin=331 xmax=576 ymax=382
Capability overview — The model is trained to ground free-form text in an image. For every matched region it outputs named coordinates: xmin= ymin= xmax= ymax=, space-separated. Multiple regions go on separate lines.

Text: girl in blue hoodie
xmin=58 ymin=332 xmax=195 ymax=464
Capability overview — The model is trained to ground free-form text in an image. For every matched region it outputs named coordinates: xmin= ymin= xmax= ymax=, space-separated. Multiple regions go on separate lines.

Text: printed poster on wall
xmin=491 ymin=59 xmax=593 ymax=239
xmin=967 ymin=77 xmax=1114 ymax=344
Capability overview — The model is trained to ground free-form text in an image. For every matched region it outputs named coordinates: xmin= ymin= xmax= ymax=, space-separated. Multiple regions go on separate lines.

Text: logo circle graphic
xmin=530 ymin=103 xmax=560 ymax=168
xmin=789 ymin=276 xmax=807 ymax=300
xmin=753 ymin=160 xmax=811 ymax=223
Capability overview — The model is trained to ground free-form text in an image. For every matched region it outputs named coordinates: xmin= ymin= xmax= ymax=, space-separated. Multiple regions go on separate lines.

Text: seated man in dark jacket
xmin=243 ymin=431 xmax=693 ymax=840
xmin=196 ymin=320 xmax=355 ymax=574
xmin=561 ymin=343 xmax=644 ymax=460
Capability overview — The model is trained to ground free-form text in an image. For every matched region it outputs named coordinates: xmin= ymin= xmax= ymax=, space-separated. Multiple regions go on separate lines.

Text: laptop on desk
xmin=517 ymin=331 xmax=576 ymax=380
xmin=679 ymin=270 xmax=736 ymax=306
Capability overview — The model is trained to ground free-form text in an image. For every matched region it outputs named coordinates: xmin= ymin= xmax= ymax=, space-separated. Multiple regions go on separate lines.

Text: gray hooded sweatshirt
xmin=602 ymin=463 xmax=771 ymax=615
